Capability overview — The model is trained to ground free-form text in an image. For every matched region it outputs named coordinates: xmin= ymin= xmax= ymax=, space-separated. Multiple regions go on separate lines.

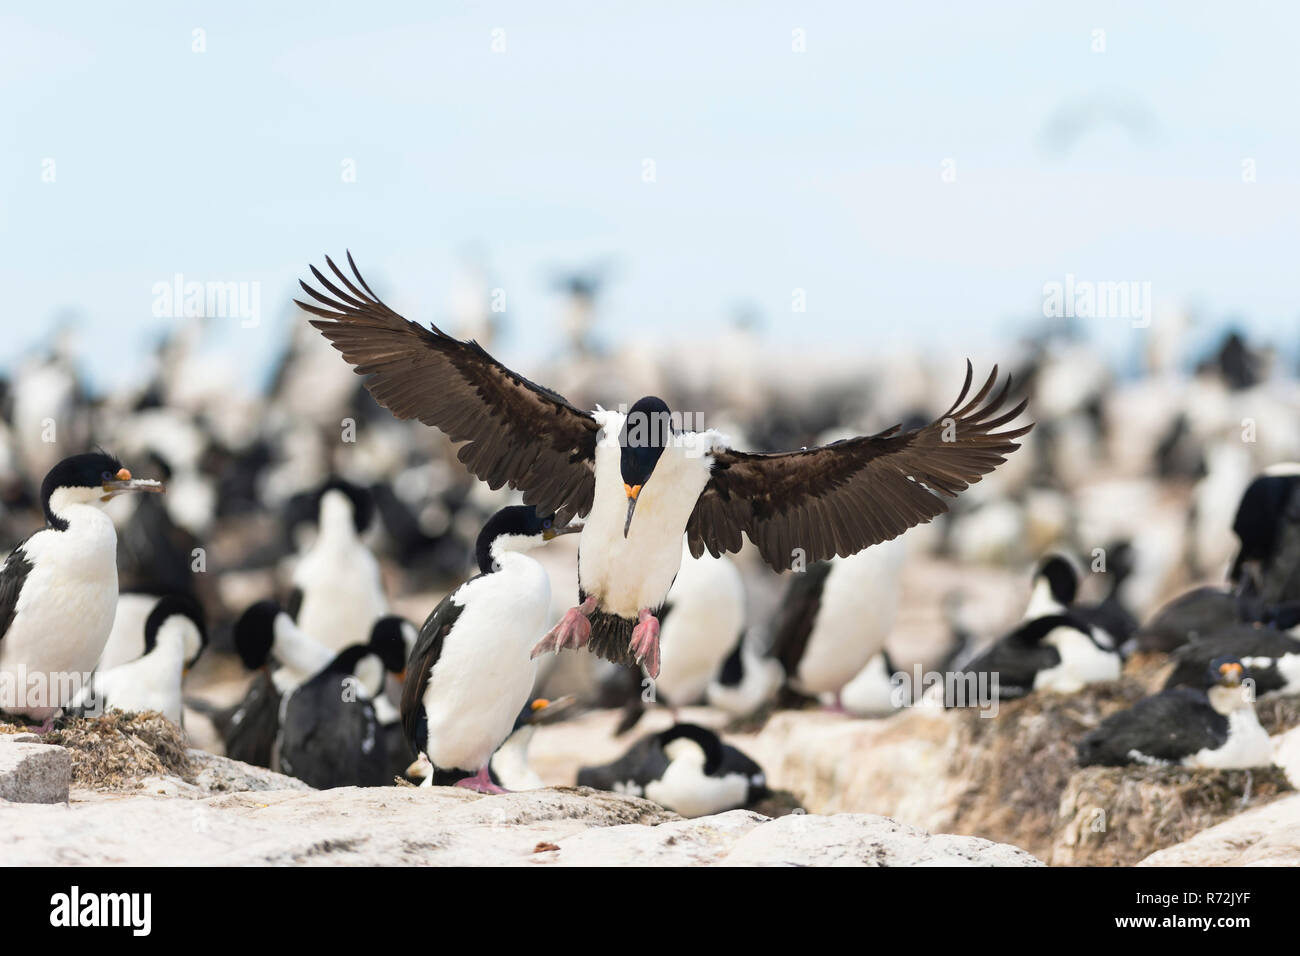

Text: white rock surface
xmin=0 ymin=780 xmax=1041 ymax=866
xmin=1138 ymin=792 xmax=1300 ymax=866
xmin=0 ymin=737 xmax=71 ymax=804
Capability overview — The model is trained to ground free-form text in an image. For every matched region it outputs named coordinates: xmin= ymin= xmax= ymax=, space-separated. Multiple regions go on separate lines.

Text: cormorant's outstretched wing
xmin=686 ymin=362 xmax=1031 ymax=571
xmin=298 ymin=253 xmax=600 ymax=523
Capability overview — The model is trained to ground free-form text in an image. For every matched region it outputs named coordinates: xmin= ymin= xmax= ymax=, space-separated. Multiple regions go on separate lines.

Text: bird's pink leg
xmin=531 ymin=597 xmax=597 ymax=659
xmin=454 ymin=765 xmax=507 ymax=794
xmin=22 ymin=711 xmax=57 ymax=735
xmin=629 ymin=609 xmax=661 ymax=679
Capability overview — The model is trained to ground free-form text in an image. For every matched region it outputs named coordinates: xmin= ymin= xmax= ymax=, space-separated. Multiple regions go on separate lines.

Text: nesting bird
xmin=275 ymin=628 xmax=407 ymax=788
xmin=400 ymin=505 xmax=579 ymax=792
xmin=0 ymin=453 xmax=163 ymax=728
xmin=577 ymin=723 xmax=768 ymax=817
xmin=300 ymin=253 xmax=1029 ymax=677
xmin=1077 ymin=658 xmax=1272 ymax=769
xmin=1163 ymin=617 xmax=1300 ymax=698
xmin=951 ymin=557 xmax=1122 ymax=701
xmin=73 ymin=594 xmax=206 ymax=725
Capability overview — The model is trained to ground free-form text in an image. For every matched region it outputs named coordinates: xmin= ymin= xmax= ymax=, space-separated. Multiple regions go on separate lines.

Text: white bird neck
xmin=1024 ymin=578 xmax=1064 ymax=618
xmin=316 ymin=492 xmax=360 ymax=548
xmin=488 ymin=538 xmax=543 ymax=570
xmin=140 ymin=629 xmax=188 ymax=676
xmin=45 ymin=490 xmax=113 ymax=534
xmin=1208 ymin=684 xmax=1252 ymax=716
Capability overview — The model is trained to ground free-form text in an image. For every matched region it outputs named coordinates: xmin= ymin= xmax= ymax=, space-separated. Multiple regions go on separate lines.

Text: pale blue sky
xmin=2 ymin=2 xmax=1297 ymax=391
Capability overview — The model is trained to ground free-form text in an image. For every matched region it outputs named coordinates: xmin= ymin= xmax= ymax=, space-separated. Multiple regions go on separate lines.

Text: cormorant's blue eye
xmin=101 ymin=471 xmax=111 ymax=481
xmin=543 ymin=519 xmax=553 ymax=529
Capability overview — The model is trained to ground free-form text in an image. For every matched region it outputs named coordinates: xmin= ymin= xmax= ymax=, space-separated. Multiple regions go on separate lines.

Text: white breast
xmin=794 ymin=538 xmax=905 ymax=696
xmin=81 ymin=628 xmax=188 ymax=725
xmin=0 ymin=508 xmax=119 ymax=716
xmin=644 ymin=755 xmax=750 ymax=818
xmin=1187 ymin=708 xmax=1273 ymax=769
xmin=421 ymin=553 xmax=549 ymax=774
xmin=1032 ymin=626 xmax=1121 ymax=693
xmin=97 ymin=592 xmax=161 ymax=670
xmin=578 ymin=410 xmax=721 ymax=618
xmin=840 ymin=652 xmax=900 ymax=716
xmin=292 ymin=516 xmax=387 ymax=652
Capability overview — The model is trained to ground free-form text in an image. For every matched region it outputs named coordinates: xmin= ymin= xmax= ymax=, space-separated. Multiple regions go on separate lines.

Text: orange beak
xmin=623 ymin=484 xmax=642 ymax=538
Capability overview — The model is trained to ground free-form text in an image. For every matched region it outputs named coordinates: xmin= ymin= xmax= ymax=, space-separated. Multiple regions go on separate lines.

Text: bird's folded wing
xmin=0 ymin=543 xmax=34 ymax=642
xmin=399 ymin=588 xmax=467 ymax=752
xmin=686 ymin=361 xmax=1032 ymax=571
xmin=297 ymin=252 xmax=600 ymax=523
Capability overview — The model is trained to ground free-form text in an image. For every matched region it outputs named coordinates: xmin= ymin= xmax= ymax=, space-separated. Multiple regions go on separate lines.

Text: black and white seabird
xmin=706 ymin=635 xmax=784 ymax=718
xmin=768 ymin=536 xmax=906 ymax=705
xmin=73 ymin=594 xmax=206 ymax=725
xmin=1163 ymin=619 xmax=1300 ymax=699
xmin=1077 ymin=657 xmax=1273 ymax=769
xmin=953 ymin=612 xmax=1121 ymax=701
xmin=400 ymin=505 xmax=579 ymax=793
xmin=576 ymin=723 xmax=768 ymax=818
xmin=207 ymin=600 xmax=316 ymax=768
xmin=0 ymin=452 xmax=164 ymax=728
xmin=275 ymin=631 xmax=407 ymax=789
xmin=211 ymin=600 xmax=395 ymax=769
xmin=651 ymin=542 xmax=747 ymax=706
xmin=1025 ymin=553 xmax=1129 ymax=650
xmin=299 ymin=253 xmax=1030 ymax=677
xmin=287 ymin=478 xmax=387 ymax=652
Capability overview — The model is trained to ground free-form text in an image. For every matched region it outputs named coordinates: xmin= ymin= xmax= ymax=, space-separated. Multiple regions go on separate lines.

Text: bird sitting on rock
xmin=0 ymin=452 xmax=164 ymax=730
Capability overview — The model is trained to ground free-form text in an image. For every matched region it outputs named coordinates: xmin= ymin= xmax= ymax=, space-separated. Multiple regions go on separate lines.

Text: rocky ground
xmin=5 ymin=688 xmax=1300 ymax=865
xmin=0 ymin=730 xmax=1036 ymax=866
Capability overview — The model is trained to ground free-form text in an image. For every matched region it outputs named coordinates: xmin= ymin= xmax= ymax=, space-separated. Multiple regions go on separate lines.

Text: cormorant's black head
xmin=143 ymin=594 xmax=208 ymax=670
xmin=233 ymin=599 xmax=282 ymax=670
xmin=474 ymin=504 xmax=578 ymax=574
xmin=40 ymin=451 xmax=165 ymax=529
xmin=1208 ymin=655 xmax=1245 ymax=689
xmin=620 ymin=396 xmax=672 ymax=538
xmin=1035 ymin=554 xmax=1078 ymax=607
xmin=368 ymin=615 xmax=413 ymax=676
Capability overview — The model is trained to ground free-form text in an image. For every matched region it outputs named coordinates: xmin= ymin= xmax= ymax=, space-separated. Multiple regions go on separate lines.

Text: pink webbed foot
xmin=531 ymin=597 xmax=597 ymax=660
xmin=454 ymin=765 xmax=507 ymax=794
xmin=629 ymin=609 xmax=661 ymax=679
xmin=23 ymin=712 xmax=57 ymax=735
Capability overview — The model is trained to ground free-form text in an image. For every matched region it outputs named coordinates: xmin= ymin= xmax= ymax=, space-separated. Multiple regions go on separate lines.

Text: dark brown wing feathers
xmin=687 ymin=361 xmax=1031 ymax=571
xmin=297 ymin=252 xmax=599 ymax=523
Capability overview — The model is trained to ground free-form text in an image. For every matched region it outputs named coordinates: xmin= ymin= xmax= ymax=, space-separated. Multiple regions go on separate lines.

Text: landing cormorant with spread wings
xmin=298 ymin=253 xmax=1031 ymax=677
